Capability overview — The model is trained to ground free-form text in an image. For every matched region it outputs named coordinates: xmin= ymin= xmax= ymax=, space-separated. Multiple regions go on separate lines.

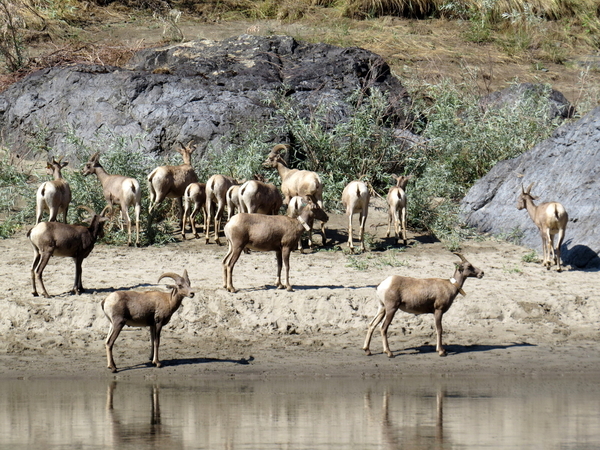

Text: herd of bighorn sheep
xmin=26 ymin=143 xmax=568 ymax=371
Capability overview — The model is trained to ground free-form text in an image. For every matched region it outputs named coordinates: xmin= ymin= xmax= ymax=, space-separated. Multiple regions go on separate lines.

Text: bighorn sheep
xmin=82 ymin=152 xmax=142 ymax=246
xmin=263 ymin=144 xmax=327 ymax=245
xmin=181 ymin=182 xmax=206 ymax=239
xmin=35 ymin=156 xmax=72 ymax=224
xmin=102 ymin=270 xmax=194 ymax=373
xmin=287 ymin=196 xmax=309 ymax=250
xmin=204 ymin=174 xmax=238 ymax=245
xmin=28 ymin=206 xmax=108 ymax=298
xmin=341 ymin=180 xmax=370 ymax=252
xmin=517 ymin=182 xmax=568 ymax=271
xmin=385 ymin=175 xmax=411 ymax=246
xmin=147 ymin=141 xmax=199 ymax=229
xmin=238 ymin=179 xmax=283 ymax=215
xmin=222 ymin=200 xmax=329 ymax=292
xmin=226 ymin=184 xmax=242 ymax=220
xmin=362 ymin=253 xmax=484 ymax=358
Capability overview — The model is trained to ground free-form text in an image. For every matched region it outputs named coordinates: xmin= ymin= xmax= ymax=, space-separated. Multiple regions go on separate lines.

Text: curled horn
xmin=77 ymin=205 xmax=97 ymax=217
xmin=100 ymin=205 xmax=113 ymax=217
xmin=90 ymin=151 xmax=100 ymax=162
xmin=158 ymin=272 xmax=184 ymax=286
xmin=453 ymin=252 xmax=468 ymax=263
xmin=271 ymin=144 xmax=288 ymax=155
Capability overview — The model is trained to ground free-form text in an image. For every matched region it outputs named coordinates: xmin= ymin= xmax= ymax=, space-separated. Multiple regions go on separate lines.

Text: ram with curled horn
xmin=28 ymin=205 xmax=108 ymax=298
xmin=101 ymin=270 xmax=195 ymax=373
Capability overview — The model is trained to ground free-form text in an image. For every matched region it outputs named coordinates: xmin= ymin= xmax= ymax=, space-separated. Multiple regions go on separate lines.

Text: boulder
xmin=479 ymin=82 xmax=574 ymax=122
xmin=0 ymin=35 xmax=411 ymax=159
xmin=461 ymin=106 xmax=600 ymax=268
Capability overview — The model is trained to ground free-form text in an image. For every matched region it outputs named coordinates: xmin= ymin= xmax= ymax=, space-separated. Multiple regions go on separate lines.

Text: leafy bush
xmin=62 ymin=128 xmax=177 ymax=246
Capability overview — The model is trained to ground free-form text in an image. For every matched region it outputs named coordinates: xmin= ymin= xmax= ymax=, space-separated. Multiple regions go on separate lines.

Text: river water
xmin=0 ymin=375 xmax=598 ymax=449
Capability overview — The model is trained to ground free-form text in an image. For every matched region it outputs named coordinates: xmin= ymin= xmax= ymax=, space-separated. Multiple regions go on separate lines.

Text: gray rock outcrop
xmin=0 ymin=35 xmax=411 ymax=159
xmin=479 ymin=82 xmax=574 ymax=122
xmin=461 ymin=107 xmax=600 ymax=268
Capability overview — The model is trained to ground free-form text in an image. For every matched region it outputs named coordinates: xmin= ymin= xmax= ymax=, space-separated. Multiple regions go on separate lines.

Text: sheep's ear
xmin=165 ymin=284 xmax=176 ymax=291
xmin=60 ymin=161 xmax=69 ymax=168
xmin=182 ymin=269 xmax=190 ymax=285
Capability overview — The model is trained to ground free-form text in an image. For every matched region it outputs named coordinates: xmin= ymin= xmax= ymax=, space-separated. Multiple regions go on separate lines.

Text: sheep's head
xmin=303 ymin=199 xmax=329 ymax=224
xmin=517 ymin=182 xmax=538 ymax=210
xmin=158 ymin=270 xmax=194 ymax=299
xmin=78 ymin=205 xmax=109 ymax=238
xmin=46 ymin=156 xmax=68 ymax=175
xmin=81 ymin=152 xmax=101 ymax=176
xmin=392 ymin=175 xmax=411 ymax=190
xmin=176 ymin=140 xmax=197 ymax=163
xmin=263 ymin=144 xmax=289 ymax=169
xmin=454 ymin=252 xmax=484 ymax=279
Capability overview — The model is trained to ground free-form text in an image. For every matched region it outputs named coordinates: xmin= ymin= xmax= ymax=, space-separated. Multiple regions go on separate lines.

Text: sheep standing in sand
xmin=35 ymin=157 xmax=72 ymax=224
xmin=517 ymin=182 xmax=568 ymax=271
xmin=363 ymin=253 xmax=484 ymax=358
xmin=102 ymin=270 xmax=194 ymax=373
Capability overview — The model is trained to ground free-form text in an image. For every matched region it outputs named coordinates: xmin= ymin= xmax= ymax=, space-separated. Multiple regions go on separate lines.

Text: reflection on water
xmin=0 ymin=376 xmax=599 ymax=449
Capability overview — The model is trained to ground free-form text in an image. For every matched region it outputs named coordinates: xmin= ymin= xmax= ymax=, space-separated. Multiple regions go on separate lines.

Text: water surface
xmin=0 ymin=376 xmax=598 ymax=449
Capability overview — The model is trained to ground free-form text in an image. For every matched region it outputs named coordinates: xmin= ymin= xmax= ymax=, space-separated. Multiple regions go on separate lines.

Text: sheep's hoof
xmin=363 ymin=348 xmax=372 ymax=356
xmin=286 ymin=286 xmax=295 ymax=292
xmin=386 ymin=351 xmax=394 ymax=358
xmin=32 ymin=292 xmax=39 ymax=297
xmin=109 ymin=366 xmax=117 ymax=373
xmin=227 ymin=287 xmax=237 ymax=293
xmin=438 ymin=349 xmax=447 ymax=357
xmin=155 ymin=362 xmax=162 ymax=368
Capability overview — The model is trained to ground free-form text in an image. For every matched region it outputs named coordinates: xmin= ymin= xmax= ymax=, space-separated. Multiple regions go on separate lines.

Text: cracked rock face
xmin=461 ymin=106 xmax=600 ymax=268
xmin=0 ymin=34 xmax=411 ymax=159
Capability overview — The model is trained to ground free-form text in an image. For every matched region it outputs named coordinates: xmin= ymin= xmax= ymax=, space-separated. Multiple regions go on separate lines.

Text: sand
xmin=1 ymin=199 xmax=598 ymax=380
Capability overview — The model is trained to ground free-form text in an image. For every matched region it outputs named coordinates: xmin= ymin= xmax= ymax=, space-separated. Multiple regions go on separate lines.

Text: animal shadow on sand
xmin=391 ymin=342 xmax=536 ymax=357
xmin=117 ymin=356 xmax=254 ymax=372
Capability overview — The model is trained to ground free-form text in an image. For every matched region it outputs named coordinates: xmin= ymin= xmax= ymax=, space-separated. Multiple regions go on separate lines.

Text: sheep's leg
xmin=434 ymin=309 xmax=446 ymax=356
xmin=394 ymin=210 xmax=401 ymax=243
xmin=176 ymin=197 xmax=184 ymax=230
xmin=214 ymin=201 xmax=226 ymax=245
xmin=556 ymin=229 xmax=565 ymax=272
xmin=181 ymin=201 xmax=190 ymax=239
xmin=151 ymin=324 xmax=163 ymax=368
xmin=35 ymin=198 xmax=44 ymax=224
xmin=274 ymin=250 xmax=285 ymax=289
xmin=105 ymin=320 xmax=125 ymax=373
xmin=385 ymin=208 xmax=393 ymax=238
xmin=347 ymin=212 xmax=354 ymax=249
xmin=320 ymin=220 xmax=327 ymax=246
xmin=34 ymin=252 xmax=53 ymax=298
xmin=282 ymin=247 xmax=294 ymax=291
xmin=48 ymin=206 xmax=58 ymax=222
xmin=363 ymin=305 xmax=385 ymax=355
xmin=225 ymin=246 xmax=244 ymax=293
xmin=62 ymin=204 xmax=69 ymax=224
xmin=380 ymin=306 xmax=398 ymax=358
xmin=222 ymin=241 xmax=234 ymax=289
xmin=204 ymin=200 xmax=213 ymax=244
xmin=359 ymin=211 xmax=367 ymax=252
xmin=402 ymin=209 xmax=408 ymax=245
xmin=540 ymin=230 xmax=549 ymax=268
xmin=134 ymin=203 xmax=141 ymax=246
xmin=30 ymin=251 xmax=42 ymax=296
xmin=72 ymin=257 xmax=85 ymax=295
xmin=149 ymin=325 xmax=156 ymax=361
xmin=120 ymin=205 xmax=132 ymax=245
